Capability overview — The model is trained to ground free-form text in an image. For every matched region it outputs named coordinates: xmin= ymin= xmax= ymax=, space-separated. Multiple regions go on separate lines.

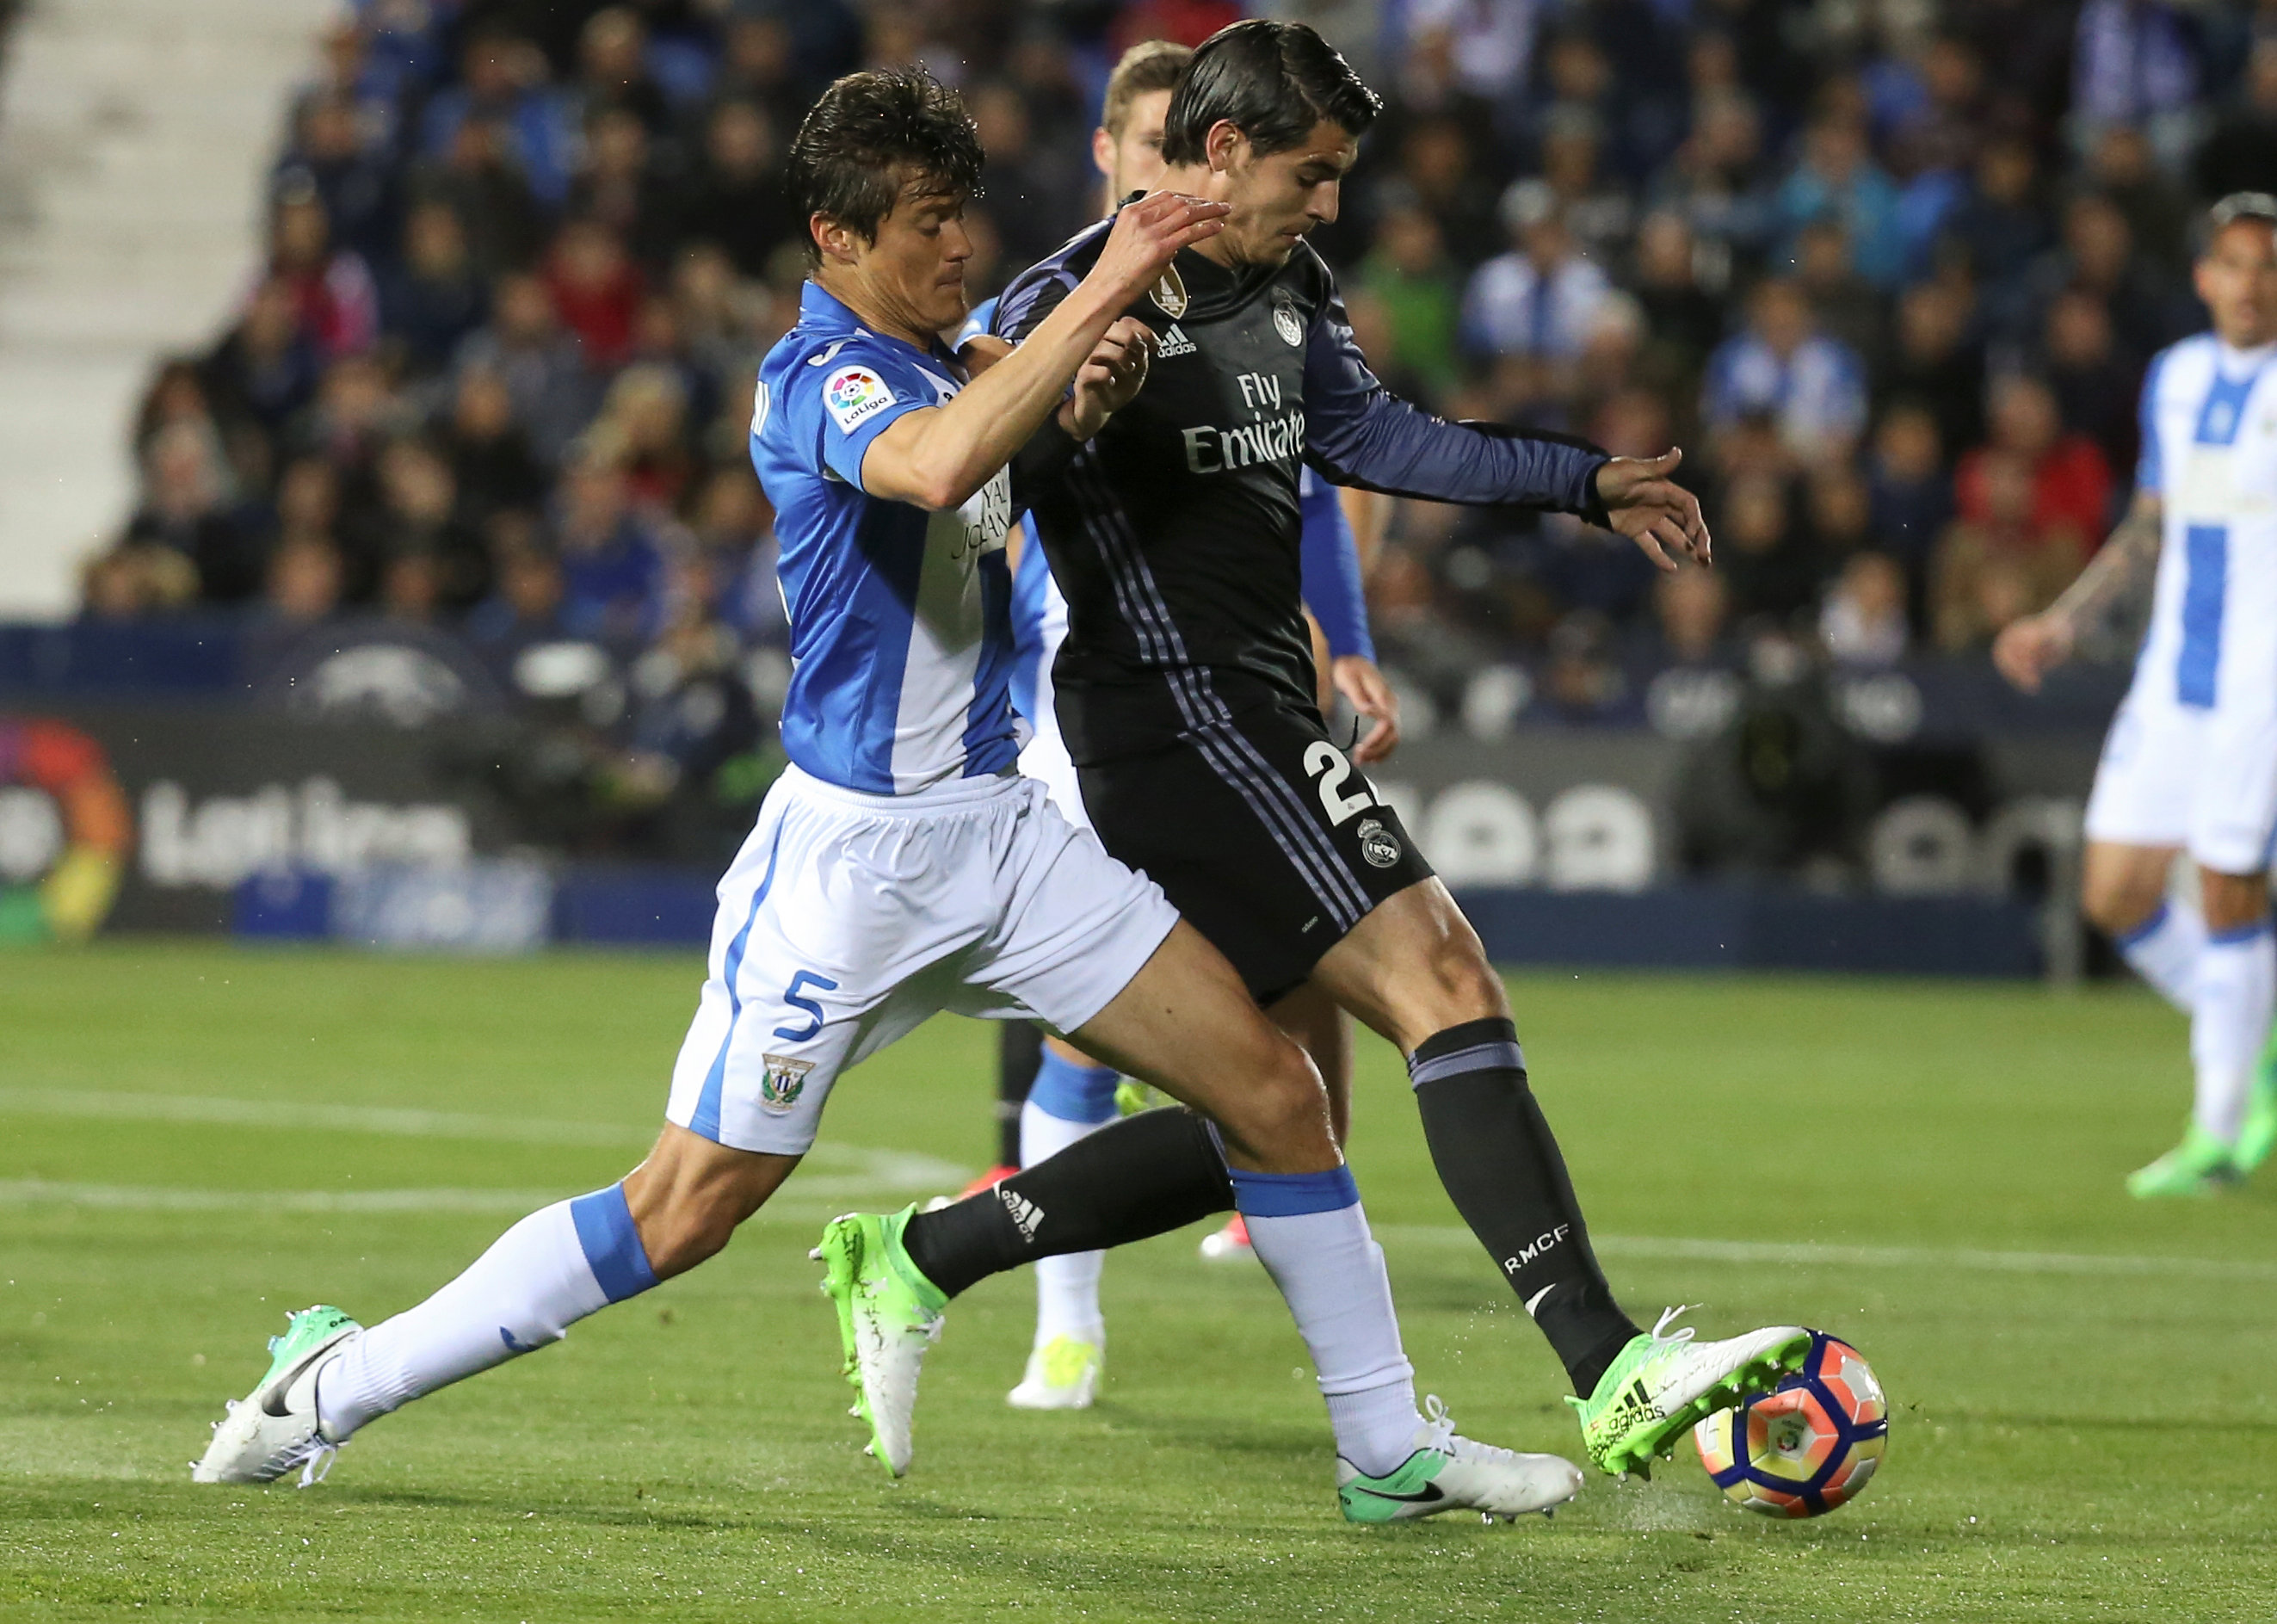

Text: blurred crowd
xmin=80 ymin=0 xmax=2277 ymax=761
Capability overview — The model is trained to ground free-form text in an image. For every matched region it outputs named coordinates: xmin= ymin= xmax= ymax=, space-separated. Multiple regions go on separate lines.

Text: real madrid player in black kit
xmin=884 ymin=20 xmax=1813 ymax=1482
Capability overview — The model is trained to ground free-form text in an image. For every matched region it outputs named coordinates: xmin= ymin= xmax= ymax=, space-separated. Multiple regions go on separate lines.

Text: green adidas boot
xmin=813 ymin=1207 xmax=947 ymax=1477
xmin=2126 ymin=1124 xmax=2241 ymax=1198
xmin=1568 ymin=1310 xmax=1811 ymax=1479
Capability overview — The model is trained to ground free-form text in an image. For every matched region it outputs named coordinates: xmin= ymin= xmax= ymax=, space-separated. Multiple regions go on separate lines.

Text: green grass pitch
xmin=3 ymin=942 xmax=2275 ymax=1621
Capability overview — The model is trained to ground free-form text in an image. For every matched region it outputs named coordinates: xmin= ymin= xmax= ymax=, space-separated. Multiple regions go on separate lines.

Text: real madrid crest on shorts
xmin=1355 ymin=817 xmax=1401 ymax=868
xmin=758 ymin=1054 xmax=816 ymax=1114
xmin=1151 ymin=264 xmax=1188 ymax=319
xmin=1273 ymin=290 xmax=1304 ymax=348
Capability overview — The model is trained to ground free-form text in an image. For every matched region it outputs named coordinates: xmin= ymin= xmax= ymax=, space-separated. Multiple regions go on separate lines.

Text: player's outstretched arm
xmin=1594 ymin=448 xmax=1712 ymax=571
xmin=859 ymin=193 xmax=1225 ymax=511
xmin=1994 ymin=491 xmax=2163 ymax=693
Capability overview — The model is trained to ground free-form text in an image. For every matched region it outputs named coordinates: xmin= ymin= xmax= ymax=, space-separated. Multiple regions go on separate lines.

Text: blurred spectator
xmin=1652 ymin=566 xmax=1733 ymax=664
xmin=201 ymin=278 xmax=323 ymax=440
xmin=1775 ymin=115 xmax=1907 ymax=291
xmin=1793 ymin=217 xmax=1885 ymax=366
xmin=1932 ymin=448 xmax=2085 ymax=651
xmin=1702 ymin=279 xmax=1868 ymax=460
xmin=1940 ymin=135 xmax=2052 ymax=314
xmin=380 ymin=201 xmax=489 ymax=377
xmin=670 ymin=98 xmax=793 ymax=279
xmin=123 ymin=422 xmax=262 ymax=603
xmin=1818 ymin=551 xmax=1910 ymax=666
xmin=455 ymin=272 xmax=602 ymax=466
xmin=552 ymin=452 xmax=666 ymax=641
xmin=1631 ymin=212 xmax=1725 ymax=386
xmin=405 ymin=116 xmax=546 ymax=281
xmin=261 ymin=534 xmax=345 ymax=627
xmin=1359 ymin=203 xmax=1464 ymax=404
xmin=574 ymin=8 xmax=674 ymax=136
xmin=545 ymin=219 xmax=645 ymax=368
xmin=570 ymin=108 xmax=676 ymax=270
xmin=967 ymin=78 xmax=1092 ymax=264
xmin=708 ymin=15 xmax=812 ymax=148
xmin=283 ymin=94 xmax=395 ymax=264
xmin=1538 ymin=105 xmax=1632 ymax=262
xmin=1651 ymin=90 xmax=1776 ymax=267
xmin=1714 ymin=471 xmax=1817 ymax=622
xmin=1955 ymin=374 xmax=2113 ymax=559
xmin=266 ymin=179 xmax=378 ymax=360
xmin=2071 ymin=0 xmax=2203 ymax=168
xmin=1867 ymin=402 xmax=1954 ymax=593
xmin=2087 ymin=124 xmax=2193 ymax=277
xmin=2196 ymin=40 xmax=2277 ymax=201
xmin=376 ymin=437 xmax=489 ymax=610
xmin=1877 ymin=275 xmax=1986 ymax=454
xmin=587 ymin=362 xmax=696 ymax=514
xmin=1385 ymin=116 xmax=1502 ymax=270
xmin=2024 ymin=192 xmax=2181 ymax=360
xmin=442 ymin=367 xmax=549 ymax=525
xmin=1462 ymin=182 xmax=1611 ymax=398
xmin=80 ymin=543 xmax=198 ymax=621
xmin=2040 ymin=287 xmax=2141 ymax=473
xmin=418 ymin=32 xmax=578 ymax=210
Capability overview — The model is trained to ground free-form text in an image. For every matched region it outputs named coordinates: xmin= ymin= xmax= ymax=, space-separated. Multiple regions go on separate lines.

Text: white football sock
xmin=1231 ymin=1165 xmax=1420 ymax=1479
xmin=1021 ymin=1097 xmax=1111 ymax=1347
xmin=2115 ymin=901 xmax=2204 ymax=1014
xmin=2192 ymin=920 xmax=2274 ymax=1144
xmin=318 ymin=1184 xmax=657 ymax=1441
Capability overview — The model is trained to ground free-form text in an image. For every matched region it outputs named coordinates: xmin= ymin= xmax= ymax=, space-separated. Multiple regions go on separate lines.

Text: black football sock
xmin=901 ymin=1106 xmax=1233 ymax=1300
xmin=1410 ymin=1017 xmax=1641 ymax=1396
xmin=995 ymin=1021 xmax=1044 ymax=1167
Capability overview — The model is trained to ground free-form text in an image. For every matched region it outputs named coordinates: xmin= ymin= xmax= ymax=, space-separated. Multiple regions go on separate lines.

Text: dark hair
xmin=1159 ymin=20 xmax=1380 ymax=168
xmin=1102 ymin=40 xmax=1191 ymax=138
xmin=786 ymin=67 xmax=984 ymax=266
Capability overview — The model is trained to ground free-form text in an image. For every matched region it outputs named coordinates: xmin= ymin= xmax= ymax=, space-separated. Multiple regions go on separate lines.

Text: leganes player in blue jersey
xmin=1997 ymin=193 xmax=2277 ymax=1196
xmin=193 ymin=66 xmax=1583 ymax=1523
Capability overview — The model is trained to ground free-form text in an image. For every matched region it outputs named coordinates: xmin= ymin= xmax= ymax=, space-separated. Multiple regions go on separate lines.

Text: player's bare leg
xmin=1195 ymin=982 xmax=1351 ymax=1262
xmin=1308 ymin=877 xmax=1806 ymax=1477
xmin=2121 ymin=857 xmax=2276 ymax=1195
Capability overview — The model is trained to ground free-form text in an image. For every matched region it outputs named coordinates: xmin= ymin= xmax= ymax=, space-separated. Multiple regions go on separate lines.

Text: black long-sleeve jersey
xmin=993 ymin=215 xmax=1613 ymax=764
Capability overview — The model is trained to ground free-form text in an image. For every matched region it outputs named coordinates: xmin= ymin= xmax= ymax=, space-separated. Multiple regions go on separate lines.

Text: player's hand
xmin=1061 ymin=318 xmax=1157 ymax=441
xmin=1992 ymin=612 xmax=2074 ymax=693
xmin=1595 ymin=448 xmax=1710 ymax=571
xmin=1088 ymin=190 xmax=1230 ymax=306
xmin=1331 ymin=655 xmax=1402 ymax=764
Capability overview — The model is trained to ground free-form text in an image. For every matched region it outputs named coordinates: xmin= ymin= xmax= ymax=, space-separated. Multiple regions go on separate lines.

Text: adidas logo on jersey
xmin=998 ymin=1186 xmax=1045 ymax=1241
xmin=1157 ymin=324 xmax=1197 ymax=358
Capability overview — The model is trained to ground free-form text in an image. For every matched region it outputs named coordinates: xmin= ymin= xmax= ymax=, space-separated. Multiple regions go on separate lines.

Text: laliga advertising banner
xmin=0 ymin=705 xmax=509 ymax=938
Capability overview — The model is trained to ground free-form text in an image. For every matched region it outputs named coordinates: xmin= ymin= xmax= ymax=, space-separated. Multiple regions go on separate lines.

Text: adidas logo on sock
xmin=1157 ymin=324 xmax=1196 ymax=357
xmin=998 ymin=1187 xmax=1045 ymax=1241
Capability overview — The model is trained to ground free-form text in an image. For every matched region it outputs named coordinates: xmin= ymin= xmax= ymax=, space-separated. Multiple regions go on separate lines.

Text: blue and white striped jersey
xmin=750 ymin=282 xmax=1019 ymax=795
xmin=2133 ymin=332 xmax=2277 ymax=714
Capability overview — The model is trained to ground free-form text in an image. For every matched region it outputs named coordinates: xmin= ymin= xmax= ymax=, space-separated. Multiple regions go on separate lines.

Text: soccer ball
xmin=1692 ymin=1331 xmax=1887 ymax=1517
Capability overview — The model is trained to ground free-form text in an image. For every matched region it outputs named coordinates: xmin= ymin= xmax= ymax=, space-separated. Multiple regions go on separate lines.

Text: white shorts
xmin=1016 ymin=703 xmax=1087 ymax=831
xmin=2083 ymin=683 xmax=2277 ymax=874
xmin=663 ymin=763 xmax=1177 ymax=1154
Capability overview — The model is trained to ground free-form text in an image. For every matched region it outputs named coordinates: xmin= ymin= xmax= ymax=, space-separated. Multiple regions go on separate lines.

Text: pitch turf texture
xmin=3 ymin=946 xmax=2274 ymax=1622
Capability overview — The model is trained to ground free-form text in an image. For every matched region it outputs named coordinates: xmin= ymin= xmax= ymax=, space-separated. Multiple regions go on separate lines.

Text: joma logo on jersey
xmin=1501 ymin=1225 xmax=1570 ymax=1274
xmin=1182 ymin=410 xmax=1305 ymax=473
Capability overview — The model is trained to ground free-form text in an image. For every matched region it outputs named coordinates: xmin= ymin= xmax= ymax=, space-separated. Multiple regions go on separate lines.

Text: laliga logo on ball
xmin=1694 ymin=1331 xmax=1888 ymax=1517
xmin=0 ymin=717 xmax=132 ymax=943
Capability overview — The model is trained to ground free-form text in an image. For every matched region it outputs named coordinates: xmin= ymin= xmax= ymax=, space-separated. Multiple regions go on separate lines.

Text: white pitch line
xmin=0 ymin=1087 xmax=966 ymax=1191
xmin=1376 ymin=1225 xmax=2277 ymax=1284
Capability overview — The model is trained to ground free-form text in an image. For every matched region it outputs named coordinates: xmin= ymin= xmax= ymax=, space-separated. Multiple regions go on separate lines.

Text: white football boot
xmin=814 ymin=1208 xmax=944 ymax=1477
xmin=1007 ymin=1334 xmax=1102 ymax=1410
xmin=192 ymin=1305 xmax=362 ymax=1485
xmin=1336 ymin=1396 xmax=1586 ymax=1523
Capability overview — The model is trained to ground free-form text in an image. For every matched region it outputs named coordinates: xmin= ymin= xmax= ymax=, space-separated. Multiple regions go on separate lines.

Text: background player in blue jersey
xmin=194 ymin=65 xmax=1585 ymax=1525
xmin=1996 ymin=194 xmax=2277 ymax=1197
xmin=953 ymin=40 xmax=1394 ymax=1411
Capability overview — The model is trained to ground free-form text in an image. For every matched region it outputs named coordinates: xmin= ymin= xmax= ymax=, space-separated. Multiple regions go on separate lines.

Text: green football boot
xmin=2235 ymin=1040 xmax=2277 ymax=1174
xmin=1568 ymin=1310 xmax=1811 ymax=1479
xmin=2126 ymin=1124 xmax=2241 ymax=1198
xmin=191 ymin=1304 xmax=363 ymax=1485
xmin=812 ymin=1207 xmax=946 ymax=1477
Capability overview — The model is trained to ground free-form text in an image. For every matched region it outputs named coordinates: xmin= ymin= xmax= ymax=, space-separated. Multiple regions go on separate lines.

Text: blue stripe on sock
xmin=1028 ymin=1050 xmax=1120 ymax=1124
xmin=2114 ymin=902 xmax=2172 ymax=951
xmin=2207 ymin=918 xmax=2273 ymax=948
xmin=1228 ymin=1164 xmax=1360 ymax=1217
xmin=689 ymin=824 xmax=786 ymax=1142
xmin=570 ymin=1184 xmax=658 ymax=1303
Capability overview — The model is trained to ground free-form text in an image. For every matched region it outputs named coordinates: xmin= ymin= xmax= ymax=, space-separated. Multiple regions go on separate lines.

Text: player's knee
xmin=1224 ymin=1037 xmax=1335 ymax=1165
xmin=2200 ymin=870 xmax=2271 ymax=935
xmin=1407 ymin=933 xmax=1508 ymax=1035
xmin=2082 ymin=875 xmax=2161 ymax=940
xmin=632 ymin=1189 xmax=741 ymax=1279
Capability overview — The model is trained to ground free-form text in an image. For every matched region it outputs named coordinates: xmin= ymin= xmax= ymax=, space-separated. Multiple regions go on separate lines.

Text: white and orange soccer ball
xmin=1692 ymin=1331 xmax=1887 ymax=1517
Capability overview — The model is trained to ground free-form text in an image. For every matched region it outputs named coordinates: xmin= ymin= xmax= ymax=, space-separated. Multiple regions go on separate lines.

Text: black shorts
xmin=1077 ymin=704 xmax=1435 ymax=1004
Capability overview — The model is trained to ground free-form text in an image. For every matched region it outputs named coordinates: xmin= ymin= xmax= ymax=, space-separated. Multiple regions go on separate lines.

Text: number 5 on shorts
xmin=773 ymin=970 xmax=839 ymax=1042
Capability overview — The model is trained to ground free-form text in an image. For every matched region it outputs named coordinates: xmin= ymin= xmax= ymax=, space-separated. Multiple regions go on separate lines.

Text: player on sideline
xmin=193 ymin=66 xmax=1583 ymax=1525
xmin=825 ymin=22 xmax=1811 ymax=1488
xmin=961 ymin=39 xmax=1388 ymax=1411
xmin=1996 ymin=192 xmax=2277 ymax=1197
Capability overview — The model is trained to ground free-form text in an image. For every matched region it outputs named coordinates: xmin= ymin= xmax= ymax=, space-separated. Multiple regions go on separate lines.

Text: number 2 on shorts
xmin=1302 ymin=740 xmax=1374 ymax=825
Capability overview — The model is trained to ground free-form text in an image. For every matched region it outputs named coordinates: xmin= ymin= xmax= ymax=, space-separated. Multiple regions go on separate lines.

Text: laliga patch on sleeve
xmin=823 ymin=365 xmax=896 ymax=433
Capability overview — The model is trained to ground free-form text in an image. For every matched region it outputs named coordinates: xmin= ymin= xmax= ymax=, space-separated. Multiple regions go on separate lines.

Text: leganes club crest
xmin=758 ymin=1053 xmax=816 ymax=1114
